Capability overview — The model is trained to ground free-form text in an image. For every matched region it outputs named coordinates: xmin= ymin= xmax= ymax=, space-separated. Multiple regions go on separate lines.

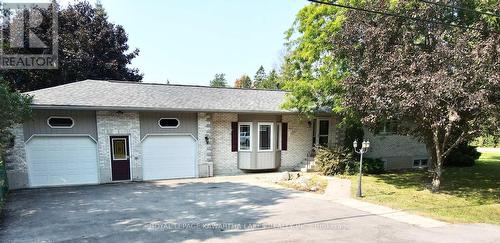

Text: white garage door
xmin=142 ymin=135 xmax=197 ymax=180
xmin=26 ymin=136 xmax=98 ymax=187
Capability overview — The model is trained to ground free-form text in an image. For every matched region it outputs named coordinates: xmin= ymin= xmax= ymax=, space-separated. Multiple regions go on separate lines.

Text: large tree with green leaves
xmin=209 ymin=73 xmax=228 ymax=87
xmin=0 ymin=1 xmax=142 ymax=91
xmin=283 ymin=1 xmax=499 ymax=191
xmin=281 ymin=3 xmax=347 ymax=115
xmin=0 ymin=78 xmax=31 ymax=154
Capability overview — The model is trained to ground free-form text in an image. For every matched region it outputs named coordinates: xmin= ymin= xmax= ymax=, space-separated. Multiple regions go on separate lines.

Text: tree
xmin=281 ymin=4 xmax=347 ymax=116
xmin=209 ymin=73 xmax=228 ymax=87
xmin=259 ymin=69 xmax=281 ymax=90
xmin=234 ymin=75 xmax=252 ymax=88
xmin=252 ymin=66 xmax=267 ymax=88
xmin=333 ymin=1 xmax=499 ymax=191
xmin=0 ymin=78 xmax=32 ymax=154
xmin=282 ymin=1 xmax=499 ymax=191
xmin=0 ymin=1 xmax=142 ymax=91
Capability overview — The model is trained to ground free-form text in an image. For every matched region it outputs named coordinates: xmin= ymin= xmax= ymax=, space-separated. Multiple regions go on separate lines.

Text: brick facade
xmin=364 ymin=129 xmax=429 ymax=170
xmin=4 ymin=125 xmax=28 ymax=189
xmin=96 ymin=111 xmax=142 ymax=183
xmin=197 ymin=112 xmax=213 ymax=177
xmin=281 ymin=115 xmax=313 ymax=171
xmin=211 ymin=113 xmax=241 ymax=175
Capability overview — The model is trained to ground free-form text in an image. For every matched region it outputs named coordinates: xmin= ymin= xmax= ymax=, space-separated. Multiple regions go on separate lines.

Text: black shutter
xmin=231 ymin=122 xmax=238 ymax=152
xmin=282 ymin=123 xmax=288 ymax=151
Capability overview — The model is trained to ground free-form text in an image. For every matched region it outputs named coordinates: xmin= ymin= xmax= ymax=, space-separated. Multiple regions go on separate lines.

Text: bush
xmin=345 ymin=157 xmax=385 ymax=174
xmin=314 ymin=147 xmax=354 ymax=176
xmin=444 ymin=143 xmax=481 ymax=167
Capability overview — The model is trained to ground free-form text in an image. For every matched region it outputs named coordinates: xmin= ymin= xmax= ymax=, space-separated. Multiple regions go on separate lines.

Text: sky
xmin=92 ymin=0 xmax=308 ymax=86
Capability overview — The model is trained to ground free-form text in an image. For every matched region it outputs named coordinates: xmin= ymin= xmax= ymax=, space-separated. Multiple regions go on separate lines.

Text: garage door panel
xmin=142 ymin=135 xmax=196 ymax=180
xmin=26 ymin=136 xmax=98 ymax=187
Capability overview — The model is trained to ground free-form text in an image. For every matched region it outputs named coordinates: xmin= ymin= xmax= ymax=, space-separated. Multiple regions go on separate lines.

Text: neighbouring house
xmin=5 ymin=80 xmax=429 ymax=189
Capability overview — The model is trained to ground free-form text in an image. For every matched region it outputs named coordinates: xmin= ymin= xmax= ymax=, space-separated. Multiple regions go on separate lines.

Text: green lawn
xmin=349 ymin=151 xmax=500 ymax=224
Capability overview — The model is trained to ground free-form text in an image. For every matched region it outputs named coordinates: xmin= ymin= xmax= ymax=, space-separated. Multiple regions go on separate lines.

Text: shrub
xmin=444 ymin=143 xmax=481 ymax=167
xmin=358 ymin=158 xmax=385 ymax=174
xmin=314 ymin=147 xmax=354 ymax=176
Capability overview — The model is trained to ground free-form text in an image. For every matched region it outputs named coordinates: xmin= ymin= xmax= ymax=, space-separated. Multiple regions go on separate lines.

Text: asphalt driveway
xmin=1 ymin=177 xmax=499 ymax=243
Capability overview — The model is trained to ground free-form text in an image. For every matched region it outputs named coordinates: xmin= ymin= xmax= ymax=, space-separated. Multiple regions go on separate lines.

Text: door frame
xmin=109 ymin=135 xmax=132 ymax=181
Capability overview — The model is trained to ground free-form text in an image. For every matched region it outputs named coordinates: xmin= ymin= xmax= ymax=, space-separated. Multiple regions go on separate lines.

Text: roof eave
xmin=30 ymin=104 xmax=297 ymax=114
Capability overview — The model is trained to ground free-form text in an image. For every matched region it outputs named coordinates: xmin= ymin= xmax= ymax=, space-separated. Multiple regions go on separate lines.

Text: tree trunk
xmin=431 ymin=155 xmax=443 ymax=192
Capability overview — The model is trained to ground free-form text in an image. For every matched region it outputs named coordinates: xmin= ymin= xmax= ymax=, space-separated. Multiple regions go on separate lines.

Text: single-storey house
xmin=5 ymin=80 xmax=429 ymax=189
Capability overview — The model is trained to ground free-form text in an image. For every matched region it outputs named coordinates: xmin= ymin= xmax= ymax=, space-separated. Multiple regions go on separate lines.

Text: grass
xmin=277 ymin=174 xmax=329 ymax=194
xmin=348 ymin=151 xmax=500 ymax=224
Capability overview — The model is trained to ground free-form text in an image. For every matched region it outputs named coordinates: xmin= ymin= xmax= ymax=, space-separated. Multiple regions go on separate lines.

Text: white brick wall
xmin=197 ymin=112 xmax=213 ymax=177
xmin=281 ymin=115 xmax=313 ymax=170
xmin=364 ymin=129 xmax=429 ymax=169
xmin=5 ymin=124 xmax=29 ymax=189
xmin=211 ymin=113 xmax=241 ymax=175
xmin=96 ymin=111 xmax=142 ymax=183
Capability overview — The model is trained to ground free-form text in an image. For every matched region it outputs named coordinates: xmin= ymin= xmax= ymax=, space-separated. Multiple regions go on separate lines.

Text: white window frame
xmin=258 ymin=122 xmax=273 ymax=152
xmin=111 ymin=138 xmax=129 ymax=161
xmin=158 ymin=118 xmax=180 ymax=128
xmin=47 ymin=116 xmax=75 ymax=129
xmin=276 ymin=122 xmax=282 ymax=151
xmin=238 ymin=122 xmax=252 ymax=152
xmin=413 ymin=158 xmax=429 ymax=168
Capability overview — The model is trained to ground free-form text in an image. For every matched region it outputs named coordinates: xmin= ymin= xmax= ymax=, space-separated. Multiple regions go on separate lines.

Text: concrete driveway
xmin=1 ymin=177 xmax=499 ymax=243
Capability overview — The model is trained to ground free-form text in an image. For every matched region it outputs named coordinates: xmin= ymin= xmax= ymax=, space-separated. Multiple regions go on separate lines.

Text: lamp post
xmin=353 ymin=140 xmax=370 ymax=197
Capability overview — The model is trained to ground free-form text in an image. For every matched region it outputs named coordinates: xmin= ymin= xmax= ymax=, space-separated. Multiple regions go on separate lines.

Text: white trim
xmin=111 ymin=138 xmax=129 ymax=161
xmin=140 ymin=134 xmax=199 ymax=179
xmin=140 ymin=133 xmax=198 ymax=143
xmin=47 ymin=116 xmax=74 ymax=129
xmin=238 ymin=122 xmax=252 ymax=152
xmin=26 ymin=134 xmax=97 ymax=144
xmin=158 ymin=118 xmax=180 ymax=128
xmin=258 ymin=122 xmax=273 ymax=152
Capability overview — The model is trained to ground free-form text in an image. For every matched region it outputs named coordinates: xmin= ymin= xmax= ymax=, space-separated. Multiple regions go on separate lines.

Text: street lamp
xmin=353 ymin=140 xmax=370 ymax=197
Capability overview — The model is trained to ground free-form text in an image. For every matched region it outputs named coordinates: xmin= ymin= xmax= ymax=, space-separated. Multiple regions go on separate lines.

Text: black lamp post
xmin=353 ymin=140 xmax=370 ymax=197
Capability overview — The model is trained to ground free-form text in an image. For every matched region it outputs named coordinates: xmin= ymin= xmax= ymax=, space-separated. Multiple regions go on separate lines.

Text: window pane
xmin=413 ymin=160 xmax=420 ymax=167
xmin=48 ymin=117 xmax=73 ymax=128
xmin=239 ymin=125 xmax=251 ymax=150
xmin=319 ymin=136 xmax=329 ymax=146
xmin=112 ymin=139 xmax=127 ymax=160
xmin=319 ymin=120 xmax=329 ymax=135
xmin=421 ymin=159 xmax=428 ymax=166
xmin=259 ymin=124 xmax=271 ymax=150
xmin=159 ymin=118 xmax=179 ymax=128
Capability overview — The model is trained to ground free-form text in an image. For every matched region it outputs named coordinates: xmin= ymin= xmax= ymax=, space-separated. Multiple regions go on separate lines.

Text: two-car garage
xmin=25 ymin=135 xmax=197 ymax=187
xmin=16 ymin=110 xmax=199 ymax=189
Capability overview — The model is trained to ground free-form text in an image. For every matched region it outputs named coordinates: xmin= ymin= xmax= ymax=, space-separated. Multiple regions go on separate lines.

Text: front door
xmin=110 ymin=136 xmax=131 ymax=181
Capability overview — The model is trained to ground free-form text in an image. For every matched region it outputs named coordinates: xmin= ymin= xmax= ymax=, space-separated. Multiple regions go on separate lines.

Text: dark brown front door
xmin=110 ymin=136 xmax=131 ymax=181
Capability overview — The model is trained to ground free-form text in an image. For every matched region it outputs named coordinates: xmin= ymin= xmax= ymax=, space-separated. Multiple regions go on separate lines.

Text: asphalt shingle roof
xmin=26 ymin=80 xmax=291 ymax=113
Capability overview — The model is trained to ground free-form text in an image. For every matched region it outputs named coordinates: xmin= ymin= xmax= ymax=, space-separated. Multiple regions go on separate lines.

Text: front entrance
xmin=110 ymin=136 xmax=131 ymax=181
